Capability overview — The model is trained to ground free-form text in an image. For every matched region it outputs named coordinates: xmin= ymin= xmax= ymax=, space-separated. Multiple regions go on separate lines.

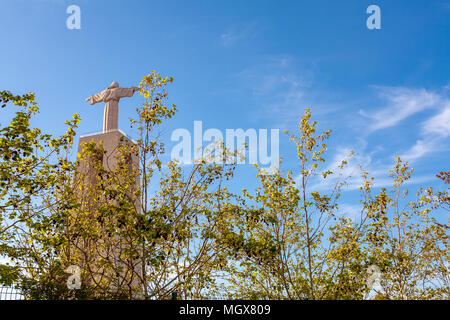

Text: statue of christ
xmin=85 ymin=81 xmax=139 ymax=133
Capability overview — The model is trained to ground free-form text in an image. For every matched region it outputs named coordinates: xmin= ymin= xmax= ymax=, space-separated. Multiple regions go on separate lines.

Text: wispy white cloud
xmin=422 ymin=103 xmax=450 ymax=138
xmin=236 ymin=56 xmax=312 ymax=94
xmin=356 ymin=86 xmax=449 ymax=163
xmin=338 ymin=203 xmax=363 ymax=222
xmin=399 ymin=138 xmax=438 ymax=162
xmin=235 ymin=57 xmax=448 ymax=167
xmin=220 ymin=22 xmax=259 ymax=47
xmin=232 ymin=56 xmax=341 ymax=129
xmin=399 ymin=100 xmax=450 ymax=162
xmin=307 ymin=143 xmax=434 ymax=193
xmin=359 ymin=87 xmax=441 ymax=131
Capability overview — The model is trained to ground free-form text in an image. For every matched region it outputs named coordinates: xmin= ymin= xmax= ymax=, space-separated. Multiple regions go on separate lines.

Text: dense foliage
xmin=0 ymin=73 xmax=448 ymax=299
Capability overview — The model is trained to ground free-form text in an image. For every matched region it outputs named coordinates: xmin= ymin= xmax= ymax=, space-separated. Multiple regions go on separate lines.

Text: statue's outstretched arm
xmin=116 ymin=87 xmax=141 ymax=98
xmin=85 ymin=91 xmax=105 ymax=105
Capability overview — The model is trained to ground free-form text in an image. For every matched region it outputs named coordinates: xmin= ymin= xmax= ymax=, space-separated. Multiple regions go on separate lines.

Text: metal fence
xmin=0 ymin=286 xmax=232 ymax=300
xmin=0 ymin=282 xmax=238 ymax=300
xmin=0 ymin=286 xmax=25 ymax=300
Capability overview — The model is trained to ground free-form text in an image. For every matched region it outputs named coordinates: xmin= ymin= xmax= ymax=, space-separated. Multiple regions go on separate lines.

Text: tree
xmin=218 ymin=109 xmax=449 ymax=300
xmin=435 ymin=171 xmax=449 ymax=212
xmin=50 ymin=72 xmax=240 ymax=299
xmin=218 ymin=109 xmax=368 ymax=299
xmin=0 ymin=90 xmax=80 ymax=295
xmin=359 ymin=159 xmax=448 ymax=299
xmin=1 ymin=83 xmax=447 ymax=300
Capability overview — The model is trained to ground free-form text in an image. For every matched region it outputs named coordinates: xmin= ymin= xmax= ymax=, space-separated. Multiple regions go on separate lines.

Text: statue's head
xmin=108 ymin=81 xmax=119 ymax=89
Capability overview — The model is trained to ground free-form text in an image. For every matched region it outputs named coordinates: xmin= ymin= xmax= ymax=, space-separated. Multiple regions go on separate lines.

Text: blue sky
xmin=0 ymin=0 xmax=449 ymax=220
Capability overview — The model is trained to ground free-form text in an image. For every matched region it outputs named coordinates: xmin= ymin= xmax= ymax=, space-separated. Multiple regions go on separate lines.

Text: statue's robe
xmin=86 ymin=86 xmax=138 ymax=133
